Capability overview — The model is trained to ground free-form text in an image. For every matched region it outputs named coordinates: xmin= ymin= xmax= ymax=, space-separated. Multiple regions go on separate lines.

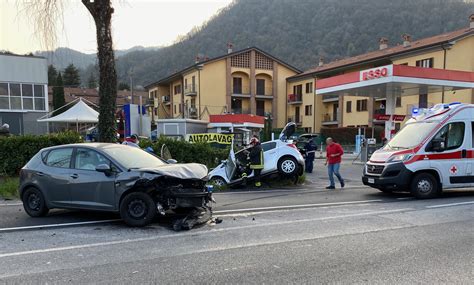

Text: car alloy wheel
xmin=281 ymin=160 xmax=296 ymax=174
xmin=27 ymin=193 xmax=41 ymax=211
xmin=211 ymin=177 xmax=226 ymax=187
xmin=128 ymin=199 xmax=147 ymax=219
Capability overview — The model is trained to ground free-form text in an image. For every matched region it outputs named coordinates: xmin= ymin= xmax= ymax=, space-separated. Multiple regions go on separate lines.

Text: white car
xmin=208 ymin=123 xmax=305 ymax=186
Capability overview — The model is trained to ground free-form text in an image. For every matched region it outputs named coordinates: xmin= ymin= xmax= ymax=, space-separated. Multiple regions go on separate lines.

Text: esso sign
xmin=360 ymin=65 xmax=393 ymax=81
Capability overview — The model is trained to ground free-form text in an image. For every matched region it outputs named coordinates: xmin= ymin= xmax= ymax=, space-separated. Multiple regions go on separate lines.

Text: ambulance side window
xmin=431 ymin=122 xmax=465 ymax=151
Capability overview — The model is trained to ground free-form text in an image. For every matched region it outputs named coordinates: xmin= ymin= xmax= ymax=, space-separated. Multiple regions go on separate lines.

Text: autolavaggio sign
xmin=186 ymin=133 xmax=234 ymax=144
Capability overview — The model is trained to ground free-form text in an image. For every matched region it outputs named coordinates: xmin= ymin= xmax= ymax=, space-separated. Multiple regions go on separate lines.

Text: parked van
xmin=363 ymin=102 xmax=473 ymax=198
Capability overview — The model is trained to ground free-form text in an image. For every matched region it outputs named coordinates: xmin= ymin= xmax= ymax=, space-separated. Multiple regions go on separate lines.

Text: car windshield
xmin=102 ymin=145 xmax=166 ymax=169
xmin=385 ymin=122 xmax=437 ymax=150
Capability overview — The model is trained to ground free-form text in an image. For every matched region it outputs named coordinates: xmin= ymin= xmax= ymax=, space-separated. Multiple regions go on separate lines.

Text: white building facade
xmin=0 ymin=54 xmax=49 ymax=135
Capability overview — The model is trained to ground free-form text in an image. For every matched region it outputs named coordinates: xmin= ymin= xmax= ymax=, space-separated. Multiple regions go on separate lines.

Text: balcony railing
xmin=232 ymin=84 xmax=251 ymax=97
xmin=288 ymin=115 xmax=303 ymax=125
xmin=231 ymin=108 xmax=251 ymax=114
xmin=288 ymin=93 xmax=302 ymax=104
xmin=322 ymin=113 xmax=338 ymax=124
xmin=184 ymin=84 xmax=198 ymax=96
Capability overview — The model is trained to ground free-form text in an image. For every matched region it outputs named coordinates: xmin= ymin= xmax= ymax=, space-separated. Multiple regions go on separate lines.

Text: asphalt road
xmin=0 ymin=162 xmax=473 ymax=283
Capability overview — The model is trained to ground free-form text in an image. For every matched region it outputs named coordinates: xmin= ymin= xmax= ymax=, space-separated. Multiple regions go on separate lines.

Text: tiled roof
xmin=47 ymin=87 xmax=148 ymax=106
xmin=291 ymin=27 xmax=474 ymax=79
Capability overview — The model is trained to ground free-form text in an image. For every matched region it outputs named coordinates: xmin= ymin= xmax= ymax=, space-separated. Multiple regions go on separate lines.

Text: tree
xmin=118 ymin=82 xmax=130 ymax=91
xmin=87 ymin=73 xmax=98 ymax=88
xmin=48 ymin=65 xmax=58 ymax=86
xmin=52 ymin=72 xmax=65 ymax=116
xmin=63 ymin=63 xmax=81 ymax=87
xmin=25 ymin=0 xmax=118 ymax=142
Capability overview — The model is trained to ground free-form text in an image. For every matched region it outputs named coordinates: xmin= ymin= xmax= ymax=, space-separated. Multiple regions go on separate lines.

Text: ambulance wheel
xmin=410 ymin=173 xmax=439 ymax=199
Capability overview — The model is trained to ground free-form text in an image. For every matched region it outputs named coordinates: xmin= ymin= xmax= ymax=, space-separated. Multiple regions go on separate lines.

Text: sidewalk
xmin=303 ymin=159 xmax=365 ymax=188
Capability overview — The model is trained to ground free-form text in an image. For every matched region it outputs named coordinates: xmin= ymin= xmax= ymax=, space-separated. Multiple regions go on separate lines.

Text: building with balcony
xmin=145 ymin=47 xmax=300 ymax=127
xmin=287 ymin=15 xmax=474 ymax=136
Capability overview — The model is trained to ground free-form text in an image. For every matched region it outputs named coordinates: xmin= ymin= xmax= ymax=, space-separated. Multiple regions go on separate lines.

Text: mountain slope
xmin=115 ymin=0 xmax=473 ymax=86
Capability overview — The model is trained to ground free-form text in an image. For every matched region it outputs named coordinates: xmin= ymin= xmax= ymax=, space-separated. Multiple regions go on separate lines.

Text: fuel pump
xmin=362 ymin=138 xmax=377 ymax=162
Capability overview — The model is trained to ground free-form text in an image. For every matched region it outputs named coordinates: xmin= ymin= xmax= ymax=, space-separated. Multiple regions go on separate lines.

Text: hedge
xmin=140 ymin=137 xmax=230 ymax=169
xmin=320 ymin=126 xmax=384 ymax=144
xmin=0 ymin=131 xmax=82 ymax=176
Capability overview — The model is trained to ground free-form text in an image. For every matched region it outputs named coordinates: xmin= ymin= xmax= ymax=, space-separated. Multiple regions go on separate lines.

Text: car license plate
xmin=368 ymin=178 xmax=375 ymax=184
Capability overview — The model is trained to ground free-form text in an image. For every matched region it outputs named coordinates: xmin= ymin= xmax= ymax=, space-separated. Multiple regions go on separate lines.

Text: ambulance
xmin=362 ymin=102 xmax=474 ymax=198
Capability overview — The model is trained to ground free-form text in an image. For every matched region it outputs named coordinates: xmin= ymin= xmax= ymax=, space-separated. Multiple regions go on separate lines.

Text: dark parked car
xmin=19 ymin=143 xmax=212 ymax=227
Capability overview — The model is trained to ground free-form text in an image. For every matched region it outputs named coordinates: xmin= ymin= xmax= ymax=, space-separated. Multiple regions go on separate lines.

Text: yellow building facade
xmin=145 ymin=47 xmax=300 ymax=128
xmin=287 ymin=18 xmax=473 ymax=134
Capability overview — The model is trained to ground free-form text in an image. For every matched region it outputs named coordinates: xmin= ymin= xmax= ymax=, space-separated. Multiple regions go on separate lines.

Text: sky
xmin=0 ymin=0 xmax=233 ymax=54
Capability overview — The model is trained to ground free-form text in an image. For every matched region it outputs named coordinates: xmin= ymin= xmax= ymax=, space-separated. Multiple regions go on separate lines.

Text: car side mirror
xmin=167 ymin=159 xmax=177 ymax=164
xmin=430 ymin=139 xmax=445 ymax=152
xmin=96 ymin=164 xmax=112 ymax=176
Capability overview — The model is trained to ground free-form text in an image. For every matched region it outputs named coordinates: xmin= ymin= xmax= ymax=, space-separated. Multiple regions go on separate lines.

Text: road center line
xmin=0 ymin=203 xmax=23 ymax=207
xmin=0 ymin=208 xmax=412 ymax=259
xmin=0 ymin=219 xmax=122 ymax=232
xmin=425 ymin=201 xmax=474 ymax=209
xmin=213 ymin=199 xmax=383 ymax=213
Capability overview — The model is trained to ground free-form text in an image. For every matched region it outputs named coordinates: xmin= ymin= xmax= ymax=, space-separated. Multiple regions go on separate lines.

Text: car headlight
xmin=387 ymin=154 xmax=413 ymax=163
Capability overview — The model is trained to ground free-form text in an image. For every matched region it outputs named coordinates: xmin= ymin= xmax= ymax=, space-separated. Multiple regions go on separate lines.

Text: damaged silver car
xmin=19 ymin=143 xmax=213 ymax=227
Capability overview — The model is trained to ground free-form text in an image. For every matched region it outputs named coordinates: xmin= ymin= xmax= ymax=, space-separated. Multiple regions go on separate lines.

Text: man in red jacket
xmin=325 ymin=137 xmax=345 ymax=189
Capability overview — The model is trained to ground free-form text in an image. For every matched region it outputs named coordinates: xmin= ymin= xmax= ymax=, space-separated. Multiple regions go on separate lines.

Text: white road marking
xmin=425 ymin=201 xmax=474 ymax=209
xmin=0 ymin=208 xmax=412 ymax=259
xmin=213 ymin=199 xmax=383 ymax=213
xmin=396 ymin=197 xmax=412 ymax=200
xmin=0 ymin=219 xmax=122 ymax=232
xmin=214 ymin=186 xmax=367 ymax=195
xmin=0 ymin=203 xmax=22 ymax=207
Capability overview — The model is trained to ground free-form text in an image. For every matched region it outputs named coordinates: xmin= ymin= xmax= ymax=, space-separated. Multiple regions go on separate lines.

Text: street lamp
xmin=197 ymin=64 xmax=204 ymax=120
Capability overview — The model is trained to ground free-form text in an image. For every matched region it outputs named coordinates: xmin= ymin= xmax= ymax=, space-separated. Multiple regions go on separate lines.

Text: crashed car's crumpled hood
xmin=140 ymin=163 xmax=208 ymax=180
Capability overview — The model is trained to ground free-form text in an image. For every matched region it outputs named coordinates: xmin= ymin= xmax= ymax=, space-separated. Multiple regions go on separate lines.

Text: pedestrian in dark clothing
xmin=325 ymin=137 xmax=345 ymax=189
xmin=304 ymin=139 xmax=316 ymax=173
xmin=248 ymin=136 xmax=264 ymax=187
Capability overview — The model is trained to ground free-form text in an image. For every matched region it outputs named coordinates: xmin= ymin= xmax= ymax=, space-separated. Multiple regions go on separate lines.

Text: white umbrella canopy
xmin=38 ymin=98 xmax=99 ymax=123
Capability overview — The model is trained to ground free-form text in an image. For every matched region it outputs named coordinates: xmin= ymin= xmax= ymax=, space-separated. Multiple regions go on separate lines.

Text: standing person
xmin=248 ymin=136 xmax=264 ymax=188
xmin=325 ymin=137 xmax=345 ymax=189
xmin=304 ymin=139 xmax=317 ymax=173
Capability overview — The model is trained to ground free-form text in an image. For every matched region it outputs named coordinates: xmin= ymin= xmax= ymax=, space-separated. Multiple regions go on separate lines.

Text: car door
xmin=427 ymin=121 xmax=469 ymax=188
xmin=68 ymin=148 xmax=117 ymax=210
xmin=261 ymin=141 xmax=277 ymax=173
xmin=40 ymin=147 xmax=74 ymax=207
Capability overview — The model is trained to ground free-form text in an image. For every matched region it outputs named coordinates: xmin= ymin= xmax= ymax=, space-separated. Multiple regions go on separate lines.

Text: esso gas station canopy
xmin=315 ymin=64 xmax=474 ymax=139
xmin=315 ymin=64 xmax=474 ymax=98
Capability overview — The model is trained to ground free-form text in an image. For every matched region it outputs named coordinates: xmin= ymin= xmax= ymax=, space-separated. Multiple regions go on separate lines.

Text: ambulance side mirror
xmin=430 ymin=139 xmax=445 ymax=152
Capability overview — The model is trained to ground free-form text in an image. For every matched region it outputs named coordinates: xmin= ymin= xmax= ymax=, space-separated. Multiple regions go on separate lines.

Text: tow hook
xmin=156 ymin=202 xmax=165 ymax=215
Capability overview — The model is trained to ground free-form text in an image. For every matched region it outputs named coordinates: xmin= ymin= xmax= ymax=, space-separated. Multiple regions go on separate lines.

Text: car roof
xmin=42 ymin=142 xmax=125 ymax=152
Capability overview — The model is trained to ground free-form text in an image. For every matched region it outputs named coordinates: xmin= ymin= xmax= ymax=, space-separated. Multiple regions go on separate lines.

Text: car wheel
xmin=120 ymin=192 xmax=156 ymax=227
xmin=410 ymin=173 xmax=439 ymax=199
xmin=22 ymin=187 xmax=49 ymax=217
xmin=278 ymin=156 xmax=298 ymax=176
xmin=210 ymin=176 xmax=226 ymax=187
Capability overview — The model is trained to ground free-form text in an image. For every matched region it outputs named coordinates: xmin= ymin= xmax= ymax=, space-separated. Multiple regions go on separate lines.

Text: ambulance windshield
xmin=386 ymin=122 xmax=437 ymax=150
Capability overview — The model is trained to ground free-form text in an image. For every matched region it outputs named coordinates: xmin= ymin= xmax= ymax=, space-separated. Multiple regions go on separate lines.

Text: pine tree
xmin=63 ymin=63 xmax=81 ymax=87
xmin=52 ymin=72 xmax=66 ymax=116
xmin=48 ymin=65 xmax=58 ymax=86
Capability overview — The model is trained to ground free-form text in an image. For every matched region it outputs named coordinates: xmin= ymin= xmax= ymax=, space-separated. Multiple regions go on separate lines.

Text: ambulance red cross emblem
xmin=450 ymin=165 xmax=458 ymax=175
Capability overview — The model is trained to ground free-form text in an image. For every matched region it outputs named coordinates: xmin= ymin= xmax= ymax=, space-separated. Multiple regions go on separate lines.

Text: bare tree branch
xmin=18 ymin=0 xmax=64 ymax=50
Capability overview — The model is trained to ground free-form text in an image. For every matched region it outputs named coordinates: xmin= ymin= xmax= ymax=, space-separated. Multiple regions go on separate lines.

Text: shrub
xmin=0 ymin=176 xmax=19 ymax=199
xmin=0 ymin=131 xmax=82 ymax=176
xmin=140 ymin=137 xmax=229 ymax=169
